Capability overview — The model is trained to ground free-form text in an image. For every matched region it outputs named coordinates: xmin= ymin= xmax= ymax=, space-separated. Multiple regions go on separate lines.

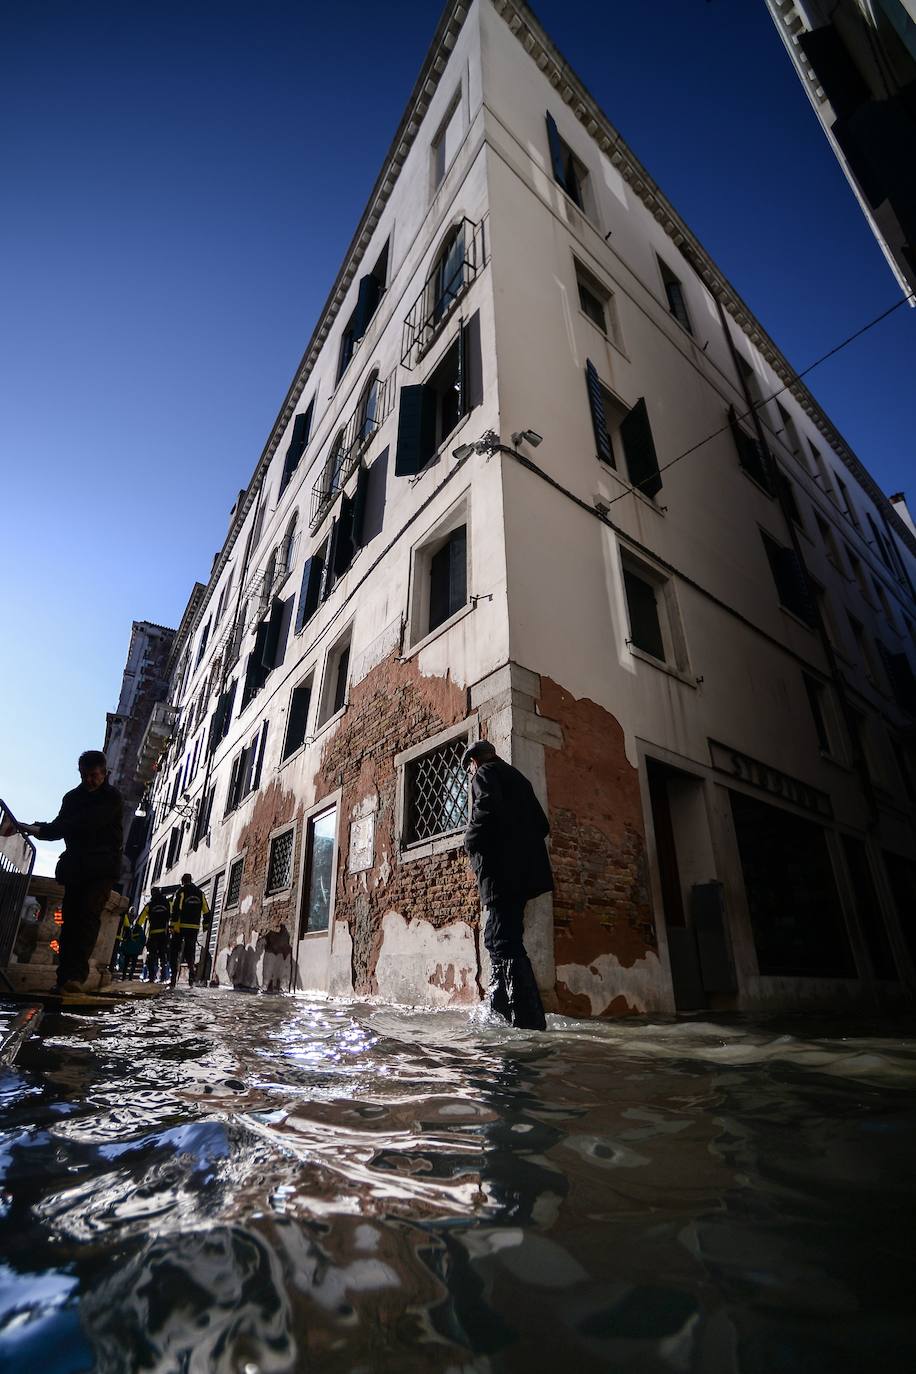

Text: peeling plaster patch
xmin=241 ymin=896 xmax=253 ymax=915
xmin=374 ymin=910 xmax=479 ymax=1007
xmin=376 ymin=851 xmax=392 ymax=886
xmin=557 ymin=949 xmax=666 ymax=1017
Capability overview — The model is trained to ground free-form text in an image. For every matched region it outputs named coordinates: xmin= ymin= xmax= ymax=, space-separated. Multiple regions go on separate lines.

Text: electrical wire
xmin=603 ymin=287 xmax=915 ymax=508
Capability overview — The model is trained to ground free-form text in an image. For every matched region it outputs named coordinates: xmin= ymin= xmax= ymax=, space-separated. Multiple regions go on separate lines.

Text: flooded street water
xmin=1 ymin=993 xmax=914 ymax=1373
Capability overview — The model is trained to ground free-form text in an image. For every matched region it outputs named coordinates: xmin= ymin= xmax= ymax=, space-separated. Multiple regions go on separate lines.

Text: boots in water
xmin=505 ymin=954 xmax=547 ymax=1031
xmin=487 ymin=960 xmax=512 ymax=1022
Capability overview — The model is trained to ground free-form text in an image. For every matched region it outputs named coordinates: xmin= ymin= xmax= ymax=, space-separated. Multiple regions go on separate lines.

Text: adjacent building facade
xmin=765 ymin=0 xmax=916 ymax=298
xmin=133 ymin=0 xmax=916 ymax=1014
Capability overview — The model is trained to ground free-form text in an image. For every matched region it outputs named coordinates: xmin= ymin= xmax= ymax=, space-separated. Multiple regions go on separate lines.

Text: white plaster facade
xmin=134 ymin=1 xmax=916 ymax=1016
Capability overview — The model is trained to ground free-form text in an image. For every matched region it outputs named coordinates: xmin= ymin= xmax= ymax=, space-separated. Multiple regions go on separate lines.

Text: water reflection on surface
xmin=1 ymin=992 xmax=915 ymax=1372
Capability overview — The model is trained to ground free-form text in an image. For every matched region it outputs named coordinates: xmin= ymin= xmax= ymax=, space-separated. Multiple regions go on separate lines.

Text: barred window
xmin=226 ymin=856 xmax=244 ymax=908
xmin=405 ymin=737 xmax=469 ymax=844
xmin=266 ymin=828 xmax=295 ymax=895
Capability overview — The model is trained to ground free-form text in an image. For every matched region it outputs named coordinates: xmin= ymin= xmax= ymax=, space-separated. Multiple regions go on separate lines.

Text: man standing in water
xmin=168 ymin=873 xmax=209 ymax=989
xmin=463 ymin=740 xmax=552 ymax=1031
xmin=19 ymin=750 xmax=123 ymax=994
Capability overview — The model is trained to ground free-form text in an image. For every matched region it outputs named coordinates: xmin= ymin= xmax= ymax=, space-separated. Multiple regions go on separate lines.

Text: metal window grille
xmin=401 ymin=217 xmax=487 ymax=369
xmin=266 ymin=829 xmax=294 ymax=895
xmin=405 ymin=738 xmax=469 ymax=844
xmin=226 ymin=856 xmax=244 ymax=908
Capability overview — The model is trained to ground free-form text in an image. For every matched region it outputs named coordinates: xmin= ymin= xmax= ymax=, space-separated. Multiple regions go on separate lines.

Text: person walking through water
xmin=138 ymin=887 xmax=172 ymax=982
xmin=463 ymin=740 xmax=552 ymax=1031
xmin=168 ymin=873 xmax=209 ymax=989
xmin=19 ymin=750 xmax=123 ymax=994
xmin=117 ymin=909 xmax=146 ymax=980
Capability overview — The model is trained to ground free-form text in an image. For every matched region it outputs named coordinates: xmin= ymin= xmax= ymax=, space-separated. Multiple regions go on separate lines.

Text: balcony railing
xmin=401 ymin=216 xmax=487 ymax=370
xmin=310 ymin=371 xmax=394 ymax=529
xmin=136 ymin=702 xmax=179 ymax=784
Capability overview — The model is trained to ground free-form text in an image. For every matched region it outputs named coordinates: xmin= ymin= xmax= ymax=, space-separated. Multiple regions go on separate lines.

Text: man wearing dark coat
xmin=463 ymin=740 xmax=552 ymax=1030
xmin=20 ymin=750 xmax=123 ymax=993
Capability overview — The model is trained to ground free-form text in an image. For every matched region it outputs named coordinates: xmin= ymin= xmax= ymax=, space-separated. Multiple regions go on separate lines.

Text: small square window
xmin=266 ymin=827 xmax=295 ymax=896
xmin=620 ymin=552 xmax=687 ymax=671
xmin=546 ymin=112 xmax=591 ymax=214
xmin=623 ymin=567 xmax=665 ymax=661
xmin=404 ymin=737 xmax=469 ymax=845
xmin=225 ymin=856 xmax=244 ymax=909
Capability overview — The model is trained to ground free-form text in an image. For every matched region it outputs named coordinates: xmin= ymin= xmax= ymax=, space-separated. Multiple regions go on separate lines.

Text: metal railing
xmin=0 ymin=799 xmax=36 ymax=978
xmin=310 ymin=371 xmax=395 ymax=529
xmin=401 ymin=216 xmax=487 ymax=370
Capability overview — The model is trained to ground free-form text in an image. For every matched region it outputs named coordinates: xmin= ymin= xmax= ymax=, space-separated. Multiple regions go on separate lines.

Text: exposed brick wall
xmin=314 ymin=651 xmax=479 ymax=994
xmin=221 ymin=779 xmax=300 ymax=955
xmin=537 ymin=677 xmax=655 ymax=1016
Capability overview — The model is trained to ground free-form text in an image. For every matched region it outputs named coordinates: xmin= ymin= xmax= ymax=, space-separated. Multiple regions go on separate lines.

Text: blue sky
xmin=2 ymin=0 xmax=913 ymax=876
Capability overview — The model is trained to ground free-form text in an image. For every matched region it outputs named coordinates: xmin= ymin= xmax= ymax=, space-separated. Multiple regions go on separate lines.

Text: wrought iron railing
xmin=0 ymin=799 xmax=36 ymax=976
xmin=401 ymin=216 xmax=487 ymax=370
xmin=310 ymin=371 xmax=395 ymax=529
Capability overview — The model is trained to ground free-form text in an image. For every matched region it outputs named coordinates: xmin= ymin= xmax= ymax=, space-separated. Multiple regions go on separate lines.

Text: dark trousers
xmin=57 ymin=879 xmax=112 ymax=986
xmin=146 ymin=932 xmax=168 ymax=981
xmin=168 ymin=929 xmax=199 ymax=986
xmin=484 ymin=899 xmax=546 ymax=1031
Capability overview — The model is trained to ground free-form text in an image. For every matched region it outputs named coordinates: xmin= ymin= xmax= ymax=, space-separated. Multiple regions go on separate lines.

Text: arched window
xmin=281 ymin=511 xmax=298 ymax=573
xmin=431 ymin=224 xmax=466 ymax=325
xmin=359 ymin=371 xmax=381 ymax=445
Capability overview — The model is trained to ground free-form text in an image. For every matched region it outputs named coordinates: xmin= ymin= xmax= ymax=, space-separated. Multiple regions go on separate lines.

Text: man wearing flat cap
xmin=462 ymin=740 xmax=552 ymax=1030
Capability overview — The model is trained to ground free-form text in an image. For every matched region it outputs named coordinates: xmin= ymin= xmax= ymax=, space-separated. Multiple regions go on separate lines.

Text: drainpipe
xmin=714 ymin=294 xmax=879 ymax=828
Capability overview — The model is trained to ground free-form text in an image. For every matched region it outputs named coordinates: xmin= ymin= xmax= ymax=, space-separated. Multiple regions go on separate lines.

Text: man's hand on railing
xmin=17 ymin=823 xmax=42 ymax=838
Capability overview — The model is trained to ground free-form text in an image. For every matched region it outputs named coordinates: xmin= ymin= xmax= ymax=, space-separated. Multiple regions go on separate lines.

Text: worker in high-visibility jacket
xmin=168 ymin=873 xmax=209 ymax=989
xmin=117 ymin=908 xmax=147 ymax=980
xmin=139 ymin=887 xmax=173 ymax=982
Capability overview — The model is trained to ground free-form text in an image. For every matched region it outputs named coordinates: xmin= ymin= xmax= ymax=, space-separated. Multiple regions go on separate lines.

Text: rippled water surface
xmin=1 ymin=992 xmax=915 ymax=1373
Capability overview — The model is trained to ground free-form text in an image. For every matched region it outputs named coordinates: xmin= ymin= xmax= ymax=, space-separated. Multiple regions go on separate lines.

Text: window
xmin=623 ymin=566 xmax=665 ymax=661
xmin=358 ymin=370 xmax=381 ymax=446
xmin=166 ymin=824 xmax=182 ymax=870
xmin=215 ymin=567 xmax=234 ymax=626
xmin=836 ymin=474 xmax=860 ymax=528
xmin=410 ymin=500 xmax=469 ymax=645
xmin=404 ymin=737 xmax=469 ymax=845
xmin=225 ymin=856 xmax=244 ymax=909
xmin=280 ymin=399 xmax=314 ymax=493
xmin=847 ymin=548 xmax=870 ymax=599
xmin=815 ymin=513 xmax=844 ymax=570
xmin=429 ymin=224 xmax=467 ymax=327
xmin=242 ymin=597 xmax=293 ymax=707
xmin=872 ymin=578 xmax=895 ymax=628
xmin=225 ymin=722 xmax=268 ymax=815
xmin=867 ymin=513 xmax=893 ymax=572
xmin=876 ymin=642 xmax=916 ymax=713
xmin=432 ymin=93 xmax=463 ymax=190
xmin=575 ymin=260 xmax=616 ymax=339
xmin=336 ymin=242 xmax=388 ymax=383
xmin=813 ymin=582 xmax=839 ymax=647
xmin=657 ymin=257 xmax=692 ymax=335
xmin=191 ymin=784 xmax=215 ymax=851
xmin=195 ymin=619 xmax=211 ymax=669
xmin=761 ymin=531 xmax=816 ymax=626
xmin=301 ymin=809 xmax=336 ymax=934
xmin=809 ymin=442 xmax=837 ymax=503
xmin=546 ymin=111 xmax=589 ymax=212
xmin=280 ymin=512 xmax=298 ymax=580
xmin=294 ymin=539 xmax=328 ymax=633
xmin=585 ymin=361 xmax=662 ymax=498
xmin=848 ymin=614 xmax=880 ymax=685
xmin=283 ymin=675 xmax=313 ymax=760
xmin=207 ymin=679 xmax=236 ymax=756
xmin=735 ymin=352 xmax=765 ymax=412
xmin=266 ymin=827 xmax=295 ymax=896
xmin=728 ymin=407 xmax=773 ymax=493
xmin=152 ymin=845 xmax=165 ymax=883
xmin=394 ymin=313 xmax=482 ymax=476
xmin=777 ymin=472 xmax=804 ymax=527
xmin=318 ymin=629 xmax=352 ymax=727
xmin=775 ymin=401 xmax=803 ymax=460
xmin=803 ymin=673 xmax=833 ymax=755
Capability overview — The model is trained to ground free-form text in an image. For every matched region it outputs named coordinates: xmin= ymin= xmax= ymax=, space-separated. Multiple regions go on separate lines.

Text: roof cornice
xmin=497 ymin=0 xmax=914 ymax=557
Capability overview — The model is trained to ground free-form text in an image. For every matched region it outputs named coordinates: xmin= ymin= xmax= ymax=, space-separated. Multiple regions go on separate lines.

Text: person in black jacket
xmin=20 ymin=750 xmax=123 ymax=993
xmin=463 ymin=740 xmax=552 ymax=1031
xmin=138 ymin=887 xmax=172 ymax=982
xmin=168 ymin=873 xmax=209 ymax=989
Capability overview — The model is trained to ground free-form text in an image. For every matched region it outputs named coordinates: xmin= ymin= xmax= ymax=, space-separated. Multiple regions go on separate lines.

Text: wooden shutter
xmin=295 ymin=557 xmax=323 ymax=633
xmin=285 ymin=684 xmax=311 ymax=757
xmin=262 ymin=595 xmax=293 ymax=671
xmin=879 ymin=644 xmax=916 ymax=713
xmin=253 ymin=722 xmax=269 ymax=790
xmin=546 ymin=111 xmax=567 ymax=189
xmin=353 ymin=272 xmax=381 ymax=339
xmin=728 ymin=407 xmax=773 ymax=493
xmin=352 ymin=465 xmax=370 ymax=549
xmin=281 ymin=409 xmax=310 ymax=490
xmin=335 ymin=493 xmax=356 ymax=577
xmin=395 ymin=385 xmax=436 ymax=476
xmin=461 ymin=311 xmax=483 ymax=413
xmin=762 ymin=535 xmax=816 ymax=626
xmin=585 ymin=360 xmax=614 ymax=467
xmin=621 ymin=398 xmax=662 ymax=498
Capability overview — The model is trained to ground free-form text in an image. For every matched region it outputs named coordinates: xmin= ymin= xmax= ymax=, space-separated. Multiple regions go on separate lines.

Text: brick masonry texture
xmin=314 ymin=652 xmax=479 ymax=995
xmin=221 ymin=778 xmax=301 ymax=960
xmin=537 ymin=677 xmax=655 ymax=1016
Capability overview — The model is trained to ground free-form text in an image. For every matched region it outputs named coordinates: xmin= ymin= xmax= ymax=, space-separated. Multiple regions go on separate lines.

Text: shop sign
xmin=708 ymin=740 xmax=833 ymax=818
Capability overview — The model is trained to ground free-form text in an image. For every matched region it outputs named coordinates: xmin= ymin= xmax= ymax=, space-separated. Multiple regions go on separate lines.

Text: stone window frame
xmin=617 ymin=541 xmax=693 ymax=687
xmin=395 ymin=716 xmax=478 ymax=864
xmin=297 ymin=789 xmax=342 ymax=942
xmin=224 ymin=852 xmax=246 ymax=911
xmin=406 ymin=489 xmax=473 ymax=654
xmin=264 ymin=820 xmax=298 ymax=905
